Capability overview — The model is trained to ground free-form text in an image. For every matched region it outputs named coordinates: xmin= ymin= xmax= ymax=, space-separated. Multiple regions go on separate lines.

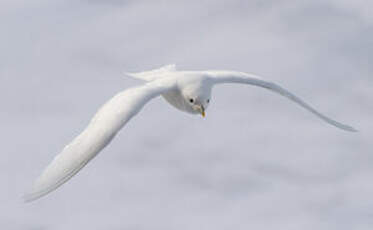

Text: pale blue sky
xmin=1 ymin=1 xmax=372 ymax=229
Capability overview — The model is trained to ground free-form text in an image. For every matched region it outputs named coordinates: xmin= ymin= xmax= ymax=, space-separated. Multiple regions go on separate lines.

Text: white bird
xmin=25 ymin=64 xmax=356 ymax=202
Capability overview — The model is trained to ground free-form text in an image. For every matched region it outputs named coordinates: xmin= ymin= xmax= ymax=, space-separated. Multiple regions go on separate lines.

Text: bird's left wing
xmin=207 ymin=71 xmax=356 ymax=132
xmin=25 ymin=79 xmax=176 ymax=202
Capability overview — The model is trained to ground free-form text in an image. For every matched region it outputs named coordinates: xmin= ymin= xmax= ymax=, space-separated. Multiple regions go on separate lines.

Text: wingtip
xmin=338 ymin=124 xmax=358 ymax=132
xmin=23 ymin=192 xmax=38 ymax=203
xmin=346 ymin=126 xmax=358 ymax=132
xmin=23 ymin=186 xmax=50 ymax=203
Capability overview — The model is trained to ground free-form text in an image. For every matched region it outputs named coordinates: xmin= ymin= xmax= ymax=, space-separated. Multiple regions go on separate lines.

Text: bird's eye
xmin=189 ymin=98 xmax=194 ymax=103
xmin=207 ymin=99 xmax=210 ymax=103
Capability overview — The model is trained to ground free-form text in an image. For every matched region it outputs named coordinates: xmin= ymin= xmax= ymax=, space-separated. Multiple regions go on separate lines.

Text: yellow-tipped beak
xmin=200 ymin=106 xmax=205 ymax=118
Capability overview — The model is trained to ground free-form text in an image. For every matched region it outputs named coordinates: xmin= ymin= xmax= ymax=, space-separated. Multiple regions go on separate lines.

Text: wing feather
xmin=208 ymin=71 xmax=357 ymax=132
xmin=25 ymin=80 xmax=175 ymax=202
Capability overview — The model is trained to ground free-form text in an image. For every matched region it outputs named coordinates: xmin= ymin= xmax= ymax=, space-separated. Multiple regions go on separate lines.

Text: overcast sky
xmin=1 ymin=0 xmax=372 ymax=229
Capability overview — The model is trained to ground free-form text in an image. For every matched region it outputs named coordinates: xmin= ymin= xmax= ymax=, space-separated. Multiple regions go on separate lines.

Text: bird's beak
xmin=199 ymin=106 xmax=205 ymax=118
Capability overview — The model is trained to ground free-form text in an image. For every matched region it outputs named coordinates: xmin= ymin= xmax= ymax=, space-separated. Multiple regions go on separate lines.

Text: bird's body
xmin=25 ymin=64 xmax=356 ymax=202
xmin=128 ymin=67 xmax=211 ymax=114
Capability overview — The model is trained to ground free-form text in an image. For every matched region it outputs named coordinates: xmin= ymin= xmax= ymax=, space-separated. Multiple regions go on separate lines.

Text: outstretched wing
xmin=207 ymin=71 xmax=357 ymax=132
xmin=25 ymin=79 xmax=176 ymax=202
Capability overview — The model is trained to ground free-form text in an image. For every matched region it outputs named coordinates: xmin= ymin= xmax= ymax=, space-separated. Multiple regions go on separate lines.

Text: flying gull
xmin=25 ymin=64 xmax=356 ymax=202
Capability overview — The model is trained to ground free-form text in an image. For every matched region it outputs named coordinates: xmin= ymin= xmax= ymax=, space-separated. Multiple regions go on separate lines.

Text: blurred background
xmin=1 ymin=0 xmax=372 ymax=229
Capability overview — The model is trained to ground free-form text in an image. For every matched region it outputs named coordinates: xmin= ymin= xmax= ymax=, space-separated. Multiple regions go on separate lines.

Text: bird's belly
xmin=162 ymin=90 xmax=195 ymax=114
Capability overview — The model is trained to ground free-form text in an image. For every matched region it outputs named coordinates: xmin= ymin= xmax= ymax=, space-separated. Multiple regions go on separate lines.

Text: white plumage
xmin=25 ymin=65 xmax=356 ymax=202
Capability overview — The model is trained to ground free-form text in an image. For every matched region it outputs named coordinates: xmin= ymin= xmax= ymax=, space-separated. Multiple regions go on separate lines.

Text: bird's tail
xmin=123 ymin=64 xmax=176 ymax=81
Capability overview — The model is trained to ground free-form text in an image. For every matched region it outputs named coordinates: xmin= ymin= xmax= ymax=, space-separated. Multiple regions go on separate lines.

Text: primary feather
xmin=24 ymin=80 xmax=176 ymax=202
xmin=207 ymin=70 xmax=357 ymax=132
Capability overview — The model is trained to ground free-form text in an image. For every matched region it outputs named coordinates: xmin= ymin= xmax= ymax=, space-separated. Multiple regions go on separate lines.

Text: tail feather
xmin=124 ymin=64 xmax=176 ymax=81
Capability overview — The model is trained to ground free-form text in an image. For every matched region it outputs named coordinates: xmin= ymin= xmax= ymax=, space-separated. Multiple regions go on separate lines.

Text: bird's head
xmin=182 ymin=84 xmax=211 ymax=117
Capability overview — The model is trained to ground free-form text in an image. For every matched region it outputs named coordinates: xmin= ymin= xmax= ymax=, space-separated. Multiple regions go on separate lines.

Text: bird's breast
xmin=161 ymin=90 xmax=195 ymax=114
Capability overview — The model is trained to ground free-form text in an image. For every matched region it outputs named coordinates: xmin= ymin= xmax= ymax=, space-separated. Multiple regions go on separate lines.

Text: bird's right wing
xmin=25 ymin=79 xmax=176 ymax=202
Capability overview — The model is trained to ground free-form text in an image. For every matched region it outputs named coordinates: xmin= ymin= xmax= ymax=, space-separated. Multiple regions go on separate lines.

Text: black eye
xmin=207 ymin=99 xmax=210 ymax=103
xmin=189 ymin=98 xmax=194 ymax=103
